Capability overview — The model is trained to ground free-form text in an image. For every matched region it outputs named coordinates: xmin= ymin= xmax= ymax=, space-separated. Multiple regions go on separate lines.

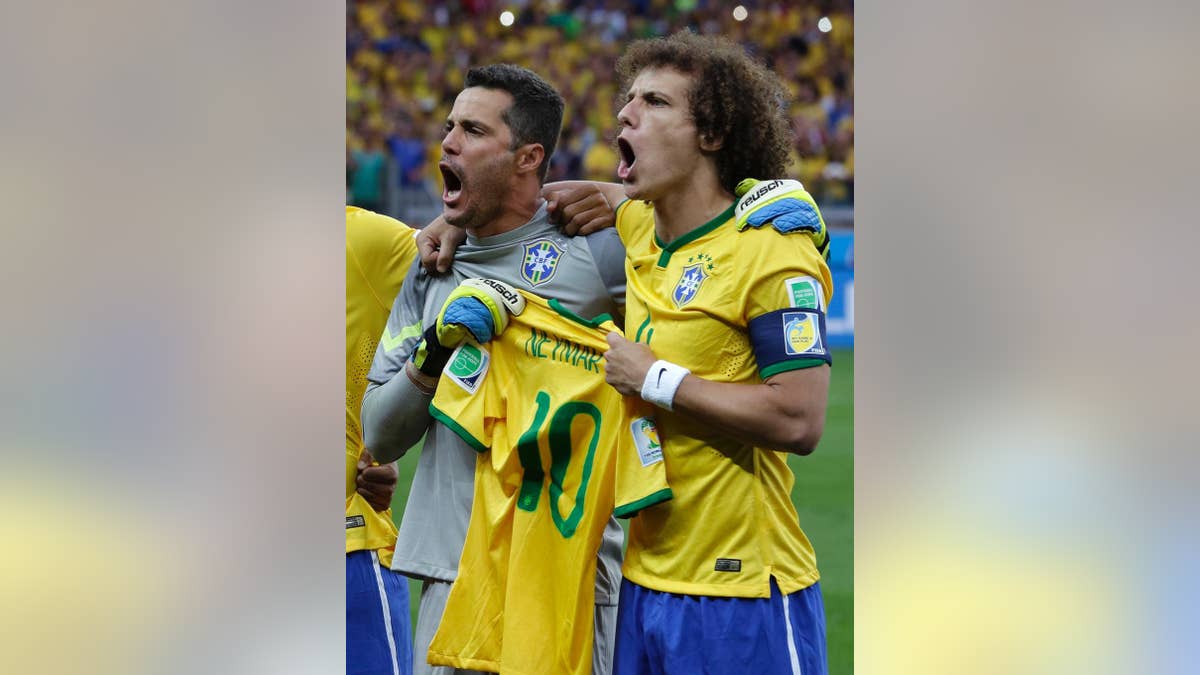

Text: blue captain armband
xmin=748 ymin=308 xmax=832 ymax=379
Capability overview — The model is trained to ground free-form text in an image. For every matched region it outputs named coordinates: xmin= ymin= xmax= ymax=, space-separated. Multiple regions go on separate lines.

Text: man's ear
xmin=515 ymin=143 xmax=546 ymax=176
xmin=699 ymin=133 xmax=724 ymax=152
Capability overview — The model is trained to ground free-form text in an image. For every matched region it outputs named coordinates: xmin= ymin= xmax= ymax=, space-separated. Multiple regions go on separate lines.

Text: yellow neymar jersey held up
xmin=346 ymin=206 xmax=418 ymax=566
xmin=427 ymin=292 xmax=672 ymax=675
xmin=616 ymin=199 xmax=833 ymax=599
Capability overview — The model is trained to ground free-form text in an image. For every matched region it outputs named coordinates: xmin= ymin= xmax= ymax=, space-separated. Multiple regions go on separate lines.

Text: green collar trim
xmin=614 ymin=488 xmax=674 ymax=518
xmin=428 ymin=405 xmax=488 ymax=453
xmin=548 ymin=298 xmax=613 ymax=328
xmin=654 ymin=202 xmax=735 ymax=267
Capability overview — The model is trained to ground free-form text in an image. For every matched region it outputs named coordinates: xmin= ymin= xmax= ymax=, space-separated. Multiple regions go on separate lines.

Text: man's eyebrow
xmin=628 ymin=88 xmax=669 ymax=102
xmin=448 ymin=116 xmax=492 ymax=132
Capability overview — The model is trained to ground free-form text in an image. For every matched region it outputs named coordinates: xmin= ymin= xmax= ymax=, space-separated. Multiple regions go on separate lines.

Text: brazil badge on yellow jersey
xmin=671 ymin=252 xmax=714 ymax=307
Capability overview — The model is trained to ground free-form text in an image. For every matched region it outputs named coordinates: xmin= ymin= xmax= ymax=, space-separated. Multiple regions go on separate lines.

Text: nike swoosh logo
xmin=633 ymin=264 xmax=643 ymax=270
xmin=656 ymin=367 xmax=667 ymax=386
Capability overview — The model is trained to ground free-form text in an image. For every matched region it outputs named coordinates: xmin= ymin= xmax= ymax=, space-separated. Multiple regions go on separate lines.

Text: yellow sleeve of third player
xmin=345 ymin=206 xmax=418 ymax=565
xmin=346 ymin=205 xmax=418 ymax=315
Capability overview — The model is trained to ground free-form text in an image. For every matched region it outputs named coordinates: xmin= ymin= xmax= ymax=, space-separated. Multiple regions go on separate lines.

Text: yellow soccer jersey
xmin=346 ymin=206 xmax=418 ymax=566
xmin=615 ymin=199 xmax=833 ymax=599
xmin=427 ymin=292 xmax=672 ymax=675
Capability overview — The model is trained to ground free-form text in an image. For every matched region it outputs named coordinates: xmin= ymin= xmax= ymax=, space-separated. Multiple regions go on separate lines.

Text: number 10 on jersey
xmin=515 ymin=390 xmax=601 ymax=539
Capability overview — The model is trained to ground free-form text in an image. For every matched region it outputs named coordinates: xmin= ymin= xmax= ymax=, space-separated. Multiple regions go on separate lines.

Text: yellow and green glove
xmin=411 ymin=278 xmax=526 ymax=377
xmin=734 ymin=178 xmax=830 ymax=261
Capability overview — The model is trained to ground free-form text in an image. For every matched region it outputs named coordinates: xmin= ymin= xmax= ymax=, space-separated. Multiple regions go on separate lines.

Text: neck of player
xmin=651 ymin=165 xmax=733 ymax=244
xmin=467 ymin=178 xmax=543 ymax=239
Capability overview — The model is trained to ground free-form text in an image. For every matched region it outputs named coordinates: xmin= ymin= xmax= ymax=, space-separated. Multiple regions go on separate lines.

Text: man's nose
xmin=441 ymin=128 xmax=460 ymax=154
xmin=617 ymin=102 xmax=635 ymax=128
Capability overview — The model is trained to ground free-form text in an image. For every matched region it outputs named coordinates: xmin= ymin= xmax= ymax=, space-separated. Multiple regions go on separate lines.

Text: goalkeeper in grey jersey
xmin=361 ymin=64 xmax=626 ymax=675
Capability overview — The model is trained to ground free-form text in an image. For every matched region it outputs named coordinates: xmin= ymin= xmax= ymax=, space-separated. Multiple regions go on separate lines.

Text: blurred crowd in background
xmin=347 ymin=0 xmax=853 ymax=226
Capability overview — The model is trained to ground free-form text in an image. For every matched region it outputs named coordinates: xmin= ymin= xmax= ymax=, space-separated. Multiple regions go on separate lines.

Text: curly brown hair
xmin=616 ymin=31 xmax=792 ymax=195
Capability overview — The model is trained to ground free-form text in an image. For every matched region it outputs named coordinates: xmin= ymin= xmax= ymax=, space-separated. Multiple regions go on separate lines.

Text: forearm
xmin=544 ymin=180 xmax=626 ymax=207
xmin=670 ymin=368 xmax=830 ymax=454
xmin=606 ymin=333 xmax=828 ymax=454
xmin=361 ymin=368 xmax=435 ymax=463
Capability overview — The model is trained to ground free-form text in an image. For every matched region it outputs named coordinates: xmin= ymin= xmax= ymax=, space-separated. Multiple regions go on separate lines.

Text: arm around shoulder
xmin=543 ymin=181 xmax=627 ymax=235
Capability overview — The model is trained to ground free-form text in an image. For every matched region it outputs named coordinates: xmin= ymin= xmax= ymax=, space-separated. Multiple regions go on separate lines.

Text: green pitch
xmin=791 ymin=348 xmax=853 ymax=674
xmin=389 ymin=348 xmax=853 ymax=673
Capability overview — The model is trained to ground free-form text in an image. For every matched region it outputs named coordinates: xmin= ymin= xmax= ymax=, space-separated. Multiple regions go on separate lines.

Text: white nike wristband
xmin=640 ymin=360 xmax=690 ymax=411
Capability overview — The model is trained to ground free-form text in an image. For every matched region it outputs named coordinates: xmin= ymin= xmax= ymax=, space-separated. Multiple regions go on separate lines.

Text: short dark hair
xmin=465 ymin=64 xmax=564 ymax=184
xmin=616 ymin=31 xmax=792 ymax=195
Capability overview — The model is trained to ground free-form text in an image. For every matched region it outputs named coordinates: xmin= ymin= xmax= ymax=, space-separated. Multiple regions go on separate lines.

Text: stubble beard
xmin=446 ymin=164 xmax=508 ymax=231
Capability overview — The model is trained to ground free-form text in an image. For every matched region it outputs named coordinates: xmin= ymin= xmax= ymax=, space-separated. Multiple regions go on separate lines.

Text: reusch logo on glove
xmin=736 ymin=179 xmax=787 ymax=211
xmin=479 ymin=279 xmax=521 ymax=307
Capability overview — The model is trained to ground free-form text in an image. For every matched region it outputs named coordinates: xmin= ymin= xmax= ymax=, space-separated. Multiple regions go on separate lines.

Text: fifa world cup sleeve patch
xmin=445 ymin=341 xmax=490 ymax=394
xmin=629 ymin=417 xmax=663 ymax=467
xmin=614 ymin=412 xmax=672 ymax=519
xmin=784 ymin=275 xmax=825 ymax=311
xmin=748 ymin=307 xmax=832 ymax=378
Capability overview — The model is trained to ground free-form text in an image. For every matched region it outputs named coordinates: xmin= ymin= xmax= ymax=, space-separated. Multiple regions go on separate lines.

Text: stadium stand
xmin=347 ymin=0 xmax=853 ymax=227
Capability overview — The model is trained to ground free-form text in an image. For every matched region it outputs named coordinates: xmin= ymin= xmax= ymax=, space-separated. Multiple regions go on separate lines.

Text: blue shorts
xmin=347 ymin=550 xmax=413 ymax=675
xmin=614 ymin=577 xmax=827 ymax=675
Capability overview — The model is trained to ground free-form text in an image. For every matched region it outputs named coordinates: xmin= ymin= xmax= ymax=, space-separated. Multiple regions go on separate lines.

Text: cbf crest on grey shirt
xmin=363 ymin=204 xmax=627 ymax=603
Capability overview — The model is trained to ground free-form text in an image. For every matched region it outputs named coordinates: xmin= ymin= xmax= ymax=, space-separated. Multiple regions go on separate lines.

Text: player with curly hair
xmin=598 ymin=31 xmax=833 ymax=675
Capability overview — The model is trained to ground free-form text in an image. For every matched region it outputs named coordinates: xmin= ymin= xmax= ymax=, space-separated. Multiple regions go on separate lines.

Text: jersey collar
xmin=653 ymin=202 xmax=735 ymax=268
xmin=465 ymin=202 xmax=553 ymax=248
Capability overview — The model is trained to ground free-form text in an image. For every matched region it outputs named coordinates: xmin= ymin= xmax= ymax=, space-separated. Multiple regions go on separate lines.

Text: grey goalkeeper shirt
xmin=362 ymin=204 xmax=627 ymax=603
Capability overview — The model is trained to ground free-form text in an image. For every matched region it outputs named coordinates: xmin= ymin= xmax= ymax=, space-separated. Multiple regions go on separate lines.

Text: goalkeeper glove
xmin=734 ymin=178 xmax=830 ymax=261
xmin=411 ymin=278 xmax=526 ymax=377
